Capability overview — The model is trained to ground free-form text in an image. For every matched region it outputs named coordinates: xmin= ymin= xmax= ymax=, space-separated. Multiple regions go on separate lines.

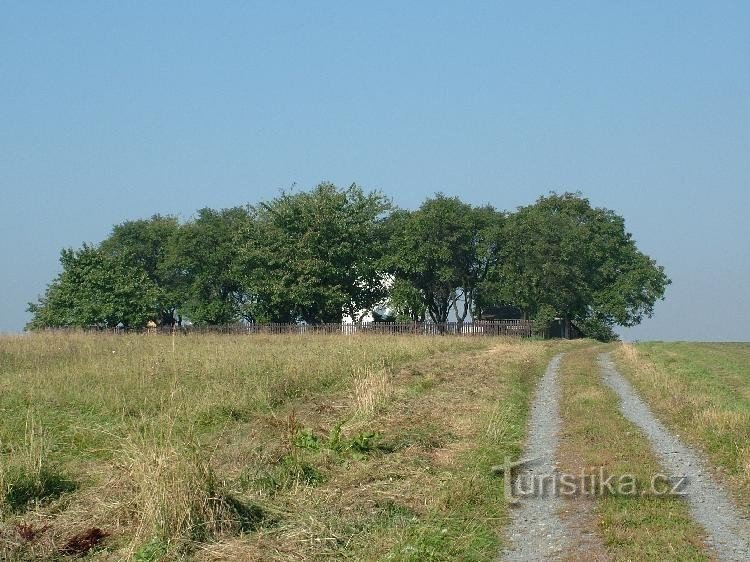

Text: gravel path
xmin=599 ymin=352 xmax=750 ymax=562
xmin=501 ymin=354 xmax=570 ymax=561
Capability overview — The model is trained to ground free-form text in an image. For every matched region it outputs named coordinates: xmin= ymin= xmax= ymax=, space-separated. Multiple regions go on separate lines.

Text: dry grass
xmin=558 ymin=344 xmax=707 ymax=561
xmin=612 ymin=342 xmax=750 ymax=514
xmin=114 ymin=425 xmax=252 ymax=554
xmin=0 ymin=332 xmax=555 ymax=560
xmin=351 ymin=364 xmax=391 ymax=417
xmin=195 ymin=338 xmax=563 ymax=561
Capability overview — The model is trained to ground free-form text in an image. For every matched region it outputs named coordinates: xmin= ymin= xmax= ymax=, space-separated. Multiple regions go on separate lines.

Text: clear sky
xmin=1 ymin=2 xmax=748 ymax=340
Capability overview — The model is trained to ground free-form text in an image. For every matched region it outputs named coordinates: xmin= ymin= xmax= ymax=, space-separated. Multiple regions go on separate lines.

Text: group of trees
xmin=27 ymin=183 xmax=670 ymax=340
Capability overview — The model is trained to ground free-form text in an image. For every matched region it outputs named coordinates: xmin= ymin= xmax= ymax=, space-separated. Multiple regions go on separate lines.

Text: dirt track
xmin=502 ymin=351 xmax=750 ymax=562
xmin=599 ymin=352 xmax=750 ymax=562
xmin=501 ymin=354 xmax=570 ymax=561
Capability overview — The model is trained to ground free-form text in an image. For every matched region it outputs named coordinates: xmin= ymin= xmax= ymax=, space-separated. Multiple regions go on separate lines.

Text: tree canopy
xmin=27 ymin=184 xmax=670 ymax=340
xmin=27 ymin=245 xmax=159 ymax=329
xmin=99 ymin=214 xmax=181 ymax=325
xmin=171 ymin=206 xmax=253 ymax=325
xmin=495 ymin=193 xmax=670 ymax=337
xmin=383 ymin=195 xmax=504 ymax=324
xmin=239 ymin=183 xmax=391 ymax=324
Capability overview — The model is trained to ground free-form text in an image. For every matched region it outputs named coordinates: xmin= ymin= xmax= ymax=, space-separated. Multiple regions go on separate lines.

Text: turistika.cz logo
xmin=492 ymin=457 xmax=689 ymax=503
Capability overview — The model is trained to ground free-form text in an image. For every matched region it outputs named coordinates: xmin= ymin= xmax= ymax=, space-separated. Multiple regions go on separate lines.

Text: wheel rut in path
xmin=501 ymin=354 xmax=570 ymax=561
xmin=599 ymin=352 xmax=750 ymax=562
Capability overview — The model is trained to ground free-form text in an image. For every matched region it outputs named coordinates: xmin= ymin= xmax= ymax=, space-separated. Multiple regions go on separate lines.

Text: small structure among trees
xmin=27 ymin=184 xmax=670 ymax=342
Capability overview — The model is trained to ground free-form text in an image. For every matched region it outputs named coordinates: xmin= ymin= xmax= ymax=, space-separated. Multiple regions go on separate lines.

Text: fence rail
xmin=53 ymin=320 xmax=534 ymax=337
xmin=217 ymin=320 xmax=532 ymax=337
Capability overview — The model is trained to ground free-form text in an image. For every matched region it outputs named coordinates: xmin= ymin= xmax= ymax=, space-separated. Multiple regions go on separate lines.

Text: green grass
xmin=0 ymin=333 xmax=555 ymax=560
xmin=613 ymin=342 xmax=750 ymax=514
xmin=2 ymin=464 xmax=77 ymax=513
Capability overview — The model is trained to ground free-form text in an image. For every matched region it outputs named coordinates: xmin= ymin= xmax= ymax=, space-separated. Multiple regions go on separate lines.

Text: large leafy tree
xmin=496 ymin=192 xmax=670 ymax=335
xmin=384 ymin=195 xmax=504 ymax=324
xmin=241 ymin=183 xmax=392 ymax=323
xmin=171 ymin=206 xmax=254 ymax=325
xmin=100 ymin=215 xmax=182 ymax=325
xmin=27 ymin=245 xmax=159 ymax=329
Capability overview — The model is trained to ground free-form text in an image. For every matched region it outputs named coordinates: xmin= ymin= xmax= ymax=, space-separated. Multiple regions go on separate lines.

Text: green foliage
xmin=293 ymin=424 xmax=381 ymax=460
xmin=577 ymin=315 xmax=620 ymax=342
xmin=531 ymin=304 xmax=557 ymax=336
xmin=388 ymin=279 xmax=427 ymax=322
xmin=1 ymin=464 xmax=77 ymax=514
xmin=100 ymin=215 xmax=182 ymax=325
xmin=240 ymin=183 xmax=392 ymax=323
xmin=384 ymin=195 xmax=504 ymax=323
xmin=241 ymin=454 xmax=325 ymax=494
xmin=132 ymin=539 xmax=168 ymax=562
xmin=27 ymin=245 xmax=160 ymax=329
xmin=27 ymin=186 xmax=668 ymax=335
xmin=496 ymin=192 xmax=670 ymax=335
xmin=347 ymin=430 xmax=379 ymax=457
xmin=372 ymin=308 xmax=397 ymax=322
xmin=171 ymin=206 xmax=253 ymax=325
xmin=292 ymin=427 xmax=323 ymax=451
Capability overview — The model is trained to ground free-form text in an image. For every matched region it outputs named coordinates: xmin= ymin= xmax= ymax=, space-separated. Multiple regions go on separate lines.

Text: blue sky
xmin=1 ymin=2 xmax=748 ymax=339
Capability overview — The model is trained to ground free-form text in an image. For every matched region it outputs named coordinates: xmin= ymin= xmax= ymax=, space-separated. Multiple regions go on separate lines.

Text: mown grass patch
xmin=182 ymin=340 xmax=563 ymax=561
xmin=379 ymin=347 xmax=560 ymax=560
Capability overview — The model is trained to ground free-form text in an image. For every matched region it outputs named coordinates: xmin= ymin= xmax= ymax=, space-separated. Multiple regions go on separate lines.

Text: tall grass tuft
xmin=0 ymin=414 xmax=76 ymax=515
xmin=115 ymin=420 xmax=265 ymax=555
xmin=352 ymin=364 xmax=391 ymax=417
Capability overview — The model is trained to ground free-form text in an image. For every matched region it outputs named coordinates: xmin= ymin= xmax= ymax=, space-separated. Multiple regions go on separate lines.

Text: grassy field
xmin=0 ymin=333 xmax=561 ymax=561
xmin=612 ymin=342 xmax=750 ymax=514
xmin=6 ymin=335 xmax=746 ymax=561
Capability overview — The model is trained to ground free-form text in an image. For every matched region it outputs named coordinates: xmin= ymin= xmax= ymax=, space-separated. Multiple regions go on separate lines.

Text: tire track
xmin=599 ymin=352 xmax=750 ymax=562
xmin=501 ymin=354 xmax=570 ymax=561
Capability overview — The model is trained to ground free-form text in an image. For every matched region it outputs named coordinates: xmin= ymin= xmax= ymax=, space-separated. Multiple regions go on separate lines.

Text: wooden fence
xmin=146 ymin=320 xmax=533 ymax=337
